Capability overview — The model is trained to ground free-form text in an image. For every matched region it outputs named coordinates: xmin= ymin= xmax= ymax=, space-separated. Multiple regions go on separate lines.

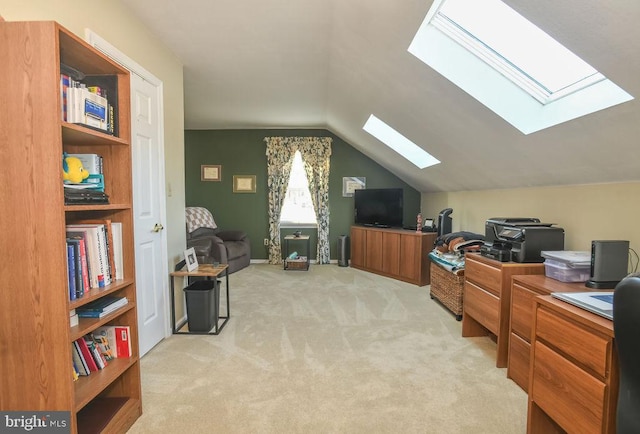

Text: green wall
xmin=184 ymin=129 xmax=421 ymax=260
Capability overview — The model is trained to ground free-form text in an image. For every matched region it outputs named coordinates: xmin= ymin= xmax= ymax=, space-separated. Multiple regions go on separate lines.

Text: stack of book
xmin=66 ymin=220 xmax=124 ymax=300
xmin=71 ymin=325 xmax=131 ymax=378
xmin=75 ymin=295 xmax=128 ymax=318
xmin=60 ymin=68 xmax=117 ymax=135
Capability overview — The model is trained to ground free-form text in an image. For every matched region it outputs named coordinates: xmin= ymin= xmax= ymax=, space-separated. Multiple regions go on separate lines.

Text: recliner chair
xmin=613 ymin=274 xmax=640 ymax=434
xmin=185 ymin=207 xmax=251 ymax=274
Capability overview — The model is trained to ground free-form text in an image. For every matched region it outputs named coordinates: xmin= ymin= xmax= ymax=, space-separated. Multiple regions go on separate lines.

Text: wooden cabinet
xmin=350 ymin=226 xmax=436 ymax=286
xmin=0 ymin=21 xmax=141 ymax=433
xmin=508 ymin=275 xmax=585 ymax=392
xmin=528 ymin=296 xmax=618 ymax=434
xmin=462 ymin=253 xmax=544 ymax=368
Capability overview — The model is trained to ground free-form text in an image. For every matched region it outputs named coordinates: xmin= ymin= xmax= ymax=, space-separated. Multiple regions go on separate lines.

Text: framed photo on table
xmin=184 ymin=247 xmax=198 ymax=272
xmin=201 ymin=165 xmax=221 ymax=181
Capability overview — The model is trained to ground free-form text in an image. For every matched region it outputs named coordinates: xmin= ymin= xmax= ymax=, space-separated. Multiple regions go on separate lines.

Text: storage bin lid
xmin=541 ymin=250 xmax=591 ymax=267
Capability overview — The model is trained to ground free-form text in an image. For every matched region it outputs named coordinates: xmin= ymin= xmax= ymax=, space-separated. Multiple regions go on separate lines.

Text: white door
xmin=131 ymin=72 xmax=168 ymax=356
xmin=85 ymin=31 xmax=169 ymax=357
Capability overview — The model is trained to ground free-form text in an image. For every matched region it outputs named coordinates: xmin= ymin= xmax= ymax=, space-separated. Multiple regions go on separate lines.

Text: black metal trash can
xmin=183 ymin=280 xmax=217 ymax=332
xmin=337 ymin=235 xmax=349 ymax=267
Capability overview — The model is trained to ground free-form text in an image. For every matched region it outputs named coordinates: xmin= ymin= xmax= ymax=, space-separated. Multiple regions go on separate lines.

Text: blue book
xmin=67 ymin=244 xmax=76 ymax=301
xmin=66 ymin=238 xmax=84 ymax=298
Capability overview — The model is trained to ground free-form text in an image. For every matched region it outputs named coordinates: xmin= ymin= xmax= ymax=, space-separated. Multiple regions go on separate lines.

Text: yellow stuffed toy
xmin=62 ymin=153 xmax=90 ymax=184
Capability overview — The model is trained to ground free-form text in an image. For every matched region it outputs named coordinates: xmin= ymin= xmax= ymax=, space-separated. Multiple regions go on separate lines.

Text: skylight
xmin=363 ymin=115 xmax=440 ymax=169
xmin=408 ymin=0 xmax=633 ymax=134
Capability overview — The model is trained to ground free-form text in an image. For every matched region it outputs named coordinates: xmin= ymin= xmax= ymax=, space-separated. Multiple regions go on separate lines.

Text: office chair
xmin=613 ymin=275 xmax=640 ymax=434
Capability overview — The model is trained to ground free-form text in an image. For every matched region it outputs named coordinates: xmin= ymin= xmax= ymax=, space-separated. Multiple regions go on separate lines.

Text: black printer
xmin=481 ymin=218 xmax=565 ymax=263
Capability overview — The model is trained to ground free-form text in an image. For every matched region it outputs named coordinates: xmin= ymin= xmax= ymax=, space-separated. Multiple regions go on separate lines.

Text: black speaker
xmin=586 ymin=240 xmax=629 ymax=289
xmin=337 ymin=235 xmax=349 ymax=267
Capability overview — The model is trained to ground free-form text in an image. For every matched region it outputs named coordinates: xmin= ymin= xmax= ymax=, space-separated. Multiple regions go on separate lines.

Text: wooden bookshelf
xmin=0 ymin=21 xmax=141 ymax=433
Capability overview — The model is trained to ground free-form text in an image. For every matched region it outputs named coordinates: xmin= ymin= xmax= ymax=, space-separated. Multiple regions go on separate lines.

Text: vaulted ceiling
xmin=121 ymin=0 xmax=640 ymax=193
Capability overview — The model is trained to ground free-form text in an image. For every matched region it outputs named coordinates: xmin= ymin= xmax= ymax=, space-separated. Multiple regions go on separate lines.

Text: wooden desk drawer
xmin=536 ymin=306 xmax=611 ymax=378
xmin=511 ymin=282 xmax=537 ymax=341
xmin=464 ymin=281 xmax=499 ymax=335
xmin=465 ymin=257 xmax=501 ymax=296
xmin=508 ymin=332 xmax=530 ymax=392
xmin=531 ymin=341 xmax=606 ymax=434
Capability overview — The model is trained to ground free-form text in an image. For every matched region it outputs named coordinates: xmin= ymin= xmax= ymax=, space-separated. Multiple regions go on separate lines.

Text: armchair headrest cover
xmin=185 ymin=207 xmax=217 ymax=233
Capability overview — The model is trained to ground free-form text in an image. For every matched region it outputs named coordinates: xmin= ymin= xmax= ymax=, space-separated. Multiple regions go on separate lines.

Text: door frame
xmin=85 ymin=29 xmax=171 ymax=339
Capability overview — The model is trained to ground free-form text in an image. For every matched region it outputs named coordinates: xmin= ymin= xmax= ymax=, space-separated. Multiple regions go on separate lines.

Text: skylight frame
xmin=408 ymin=0 xmax=633 ymax=134
xmin=430 ymin=0 xmax=606 ymax=104
xmin=363 ymin=115 xmax=440 ymax=169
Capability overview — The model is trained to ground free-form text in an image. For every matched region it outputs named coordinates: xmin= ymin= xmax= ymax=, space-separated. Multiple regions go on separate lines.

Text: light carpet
xmin=127 ymin=264 xmax=527 ymax=433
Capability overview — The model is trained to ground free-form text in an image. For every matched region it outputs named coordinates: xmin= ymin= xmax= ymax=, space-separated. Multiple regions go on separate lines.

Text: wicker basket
xmin=285 ymin=257 xmax=308 ymax=270
xmin=429 ymin=261 xmax=465 ymax=320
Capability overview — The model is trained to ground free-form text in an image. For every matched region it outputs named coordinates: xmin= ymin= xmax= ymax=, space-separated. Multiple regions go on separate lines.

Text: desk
xmin=508 ymin=275 xmax=587 ymax=392
xmin=170 ymin=263 xmax=230 ymax=335
xmin=528 ymin=295 xmax=618 ymax=434
xmin=462 ymin=253 xmax=545 ymax=368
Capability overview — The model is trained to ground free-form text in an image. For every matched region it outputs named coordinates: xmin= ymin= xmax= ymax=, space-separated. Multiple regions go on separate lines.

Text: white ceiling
xmin=121 ymin=0 xmax=640 ymax=193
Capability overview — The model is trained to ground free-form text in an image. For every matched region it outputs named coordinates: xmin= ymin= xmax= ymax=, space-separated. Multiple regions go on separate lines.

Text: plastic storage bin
xmin=183 ymin=280 xmax=217 ymax=332
xmin=544 ymin=259 xmax=590 ymax=282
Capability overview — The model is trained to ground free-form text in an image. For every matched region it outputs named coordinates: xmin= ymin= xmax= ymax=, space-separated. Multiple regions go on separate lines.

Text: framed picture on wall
xmin=201 ymin=165 xmax=221 ymax=181
xmin=233 ymin=175 xmax=256 ymax=193
xmin=342 ymin=177 xmax=366 ymax=197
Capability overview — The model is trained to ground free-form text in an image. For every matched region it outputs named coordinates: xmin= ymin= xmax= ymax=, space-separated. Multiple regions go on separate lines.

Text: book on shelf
xmin=71 ymin=342 xmax=89 ymax=376
xmin=111 ymin=222 xmax=124 ymax=280
xmin=66 ymin=232 xmax=91 ymax=293
xmin=66 ymin=243 xmax=76 ymax=301
xmin=61 ymin=71 xmax=118 ymax=136
xmin=66 ymin=238 xmax=85 ymax=298
xmin=72 ymin=219 xmax=120 ymax=283
xmin=76 ymin=295 xmax=128 ymax=318
xmin=66 ymin=224 xmax=111 ymax=287
xmin=94 ymin=326 xmax=132 ymax=358
xmin=60 ymin=73 xmax=70 ymax=122
xmin=83 ymin=336 xmax=108 ymax=369
xmin=75 ymin=338 xmax=99 ymax=373
xmin=90 ymin=332 xmax=115 ymax=361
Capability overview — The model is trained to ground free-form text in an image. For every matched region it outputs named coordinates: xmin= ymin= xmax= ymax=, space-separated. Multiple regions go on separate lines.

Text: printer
xmin=481 ymin=217 xmax=565 ymax=263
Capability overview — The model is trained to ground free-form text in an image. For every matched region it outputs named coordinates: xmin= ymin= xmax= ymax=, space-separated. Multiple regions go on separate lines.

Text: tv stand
xmin=350 ymin=226 xmax=436 ymax=286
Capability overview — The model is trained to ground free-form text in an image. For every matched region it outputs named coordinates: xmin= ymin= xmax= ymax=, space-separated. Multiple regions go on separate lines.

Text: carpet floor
xmin=127 ymin=264 xmax=527 ymax=433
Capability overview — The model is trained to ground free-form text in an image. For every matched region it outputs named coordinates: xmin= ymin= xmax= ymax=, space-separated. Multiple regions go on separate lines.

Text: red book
xmin=94 ymin=326 xmax=131 ymax=358
xmin=76 ymin=238 xmax=90 ymax=294
xmin=75 ymin=337 xmax=99 ymax=372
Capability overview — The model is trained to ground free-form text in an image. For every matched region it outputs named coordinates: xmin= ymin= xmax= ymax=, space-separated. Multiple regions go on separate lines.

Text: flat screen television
xmin=354 ymin=188 xmax=403 ymax=228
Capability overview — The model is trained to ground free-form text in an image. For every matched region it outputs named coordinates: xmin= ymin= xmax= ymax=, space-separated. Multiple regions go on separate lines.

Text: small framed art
xmin=342 ymin=176 xmax=366 ymax=197
xmin=233 ymin=175 xmax=256 ymax=193
xmin=201 ymin=165 xmax=221 ymax=181
xmin=184 ymin=247 xmax=198 ymax=272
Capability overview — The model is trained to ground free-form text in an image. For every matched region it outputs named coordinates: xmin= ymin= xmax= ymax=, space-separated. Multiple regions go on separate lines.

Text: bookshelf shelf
xmin=70 ymin=303 xmax=137 ymax=342
xmin=0 ymin=20 xmax=142 ymax=433
xmin=62 ymin=123 xmax=129 ymax=146
xmin=69 ymin=278 xmax=135 ymax=309
xmin=74 ymin=358 xmax=139 ymax=411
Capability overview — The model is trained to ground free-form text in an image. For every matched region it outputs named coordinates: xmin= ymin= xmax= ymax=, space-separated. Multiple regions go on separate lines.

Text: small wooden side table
xmin=170 ymin=261 xmax=230 ymax=335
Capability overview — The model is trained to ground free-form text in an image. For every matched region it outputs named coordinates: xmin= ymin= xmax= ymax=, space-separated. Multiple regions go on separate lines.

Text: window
xmin=363 ymin=114 xmax=440 ymax=169
xmin=280 ymin=151 xmax=317 ymax=227
xmin=408 ymin=0 xmax=633 ymax=134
